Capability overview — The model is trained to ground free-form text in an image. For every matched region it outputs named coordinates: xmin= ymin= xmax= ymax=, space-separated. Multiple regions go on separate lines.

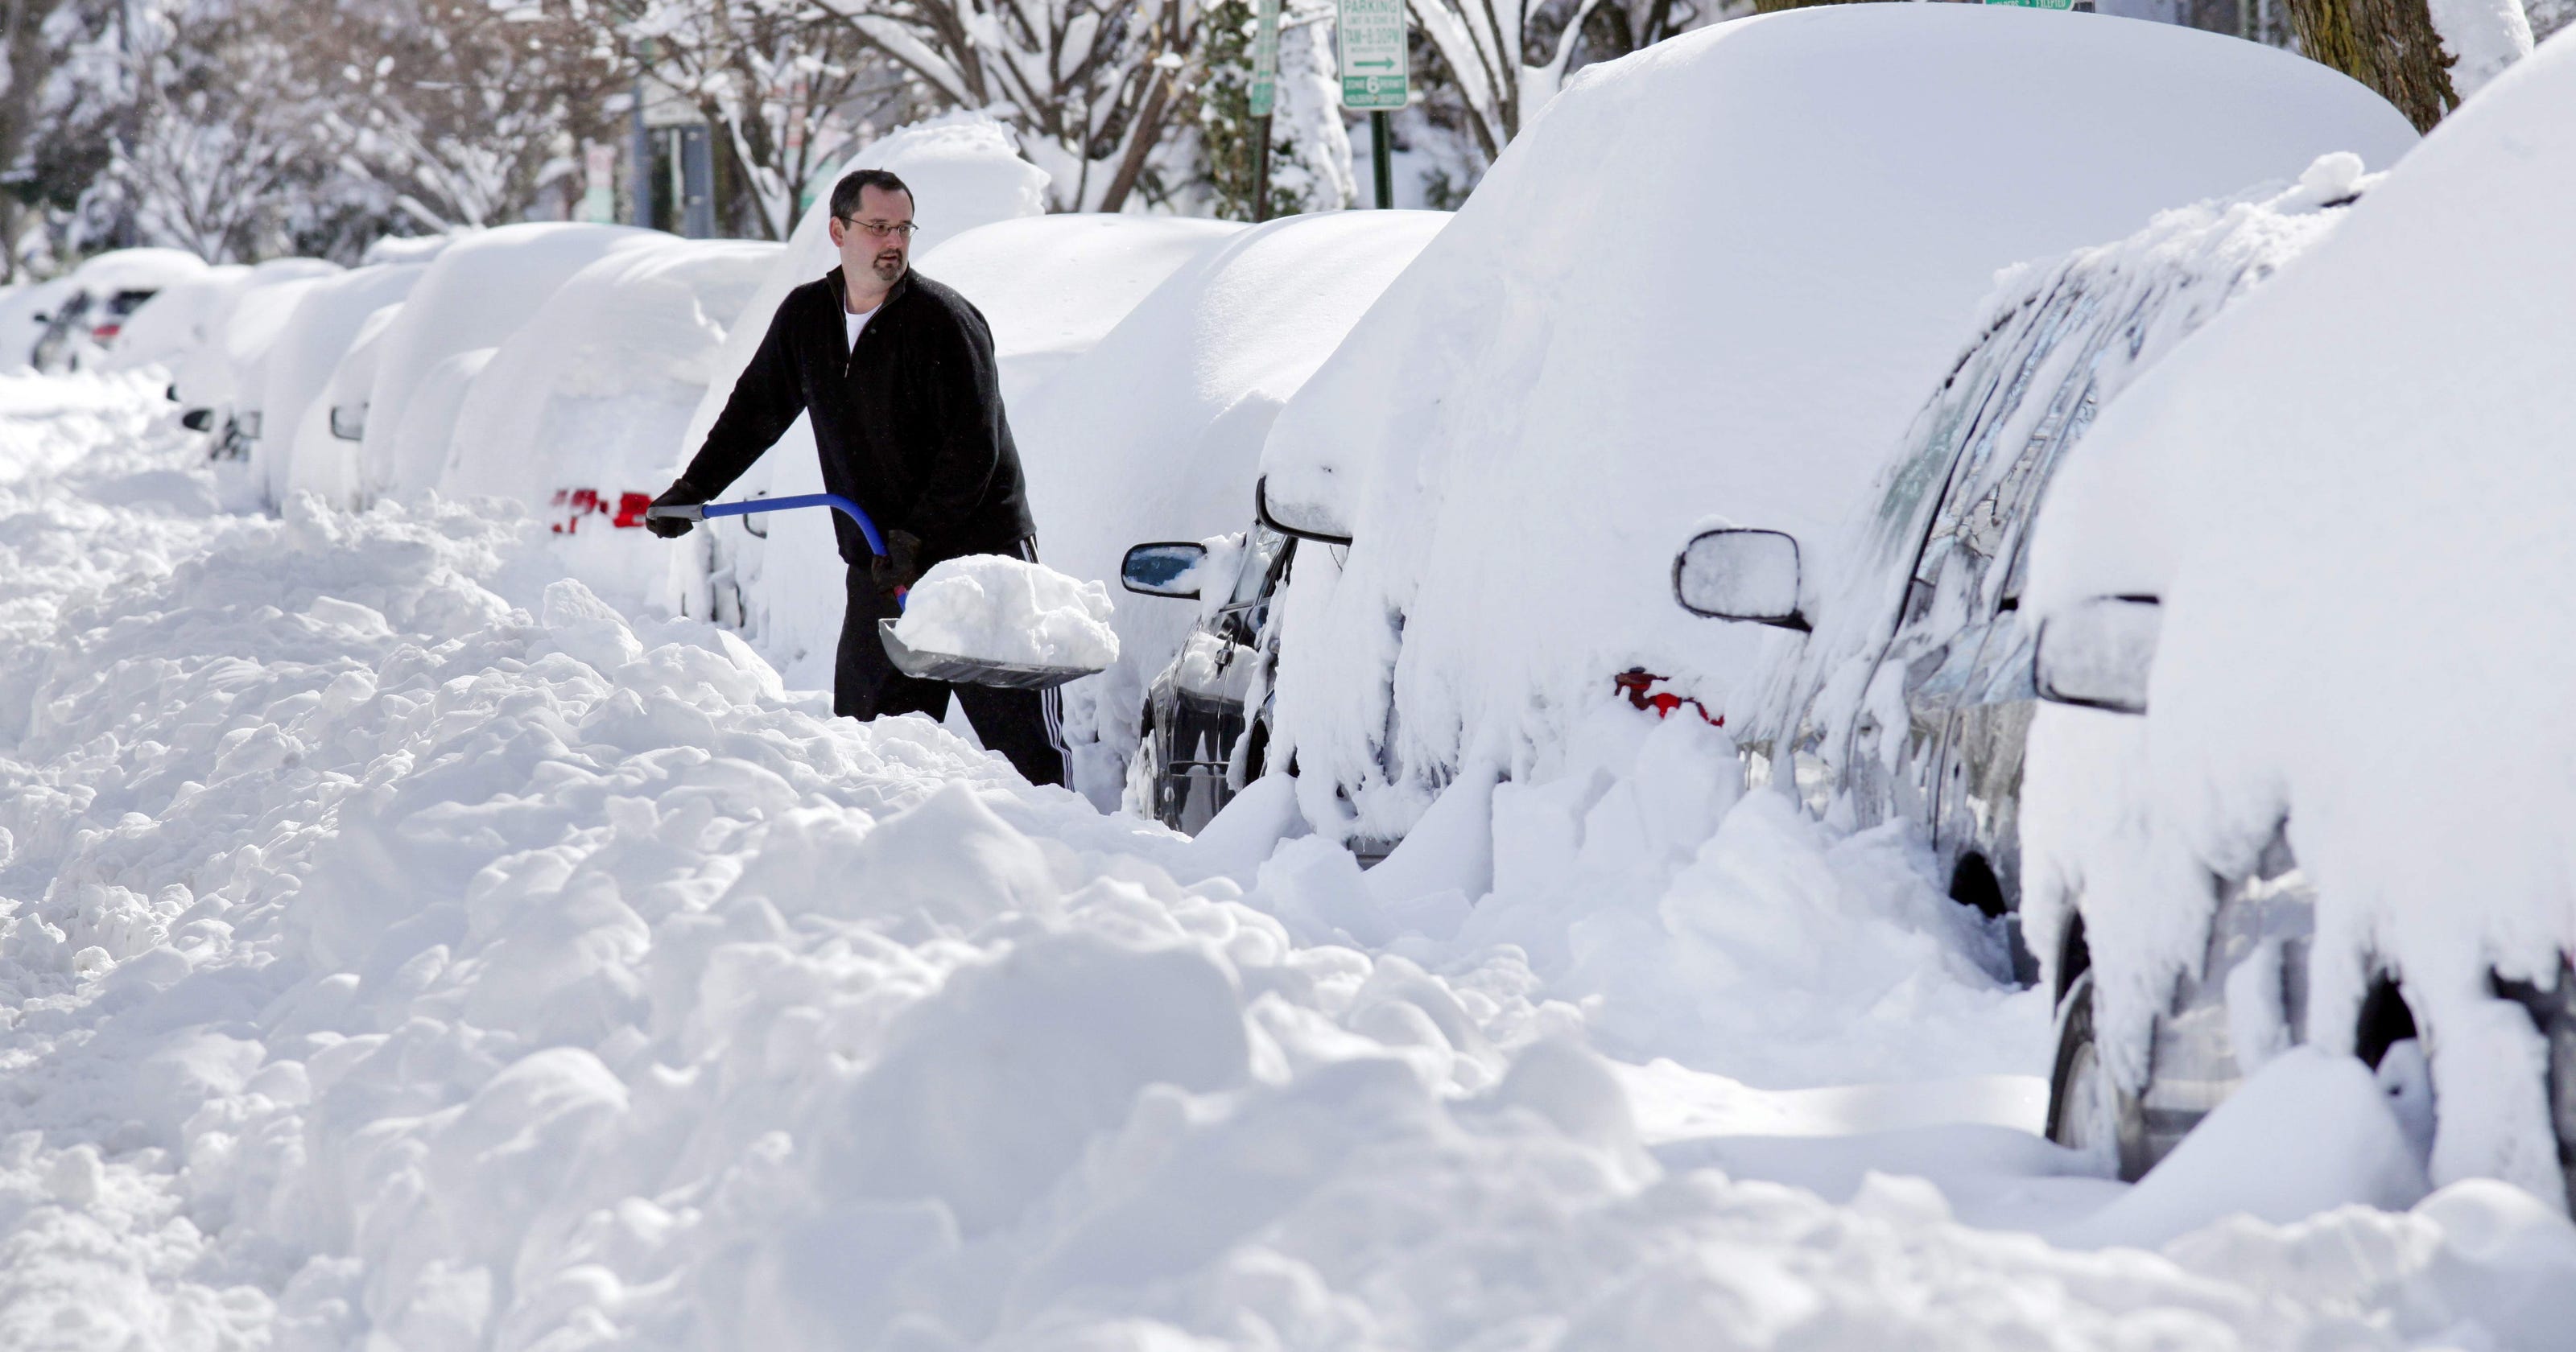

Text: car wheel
xmin=2046 ymin=971 xmax=2142 ymax=1177
xmin=1125 ymin=707 xmax=1170 ymax=827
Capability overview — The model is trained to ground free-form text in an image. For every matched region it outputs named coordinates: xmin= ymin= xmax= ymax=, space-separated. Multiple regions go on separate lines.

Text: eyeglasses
xmin=839 ymin=216 xmax=917 ymax=239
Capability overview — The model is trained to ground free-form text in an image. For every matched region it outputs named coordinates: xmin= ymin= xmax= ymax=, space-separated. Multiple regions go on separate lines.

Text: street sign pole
xmin=1335 ymin=0 xmax=1407 ymax=209
xmin=1371 ymin=113 xmax=1393 ymax=209
xmin=1249 ymin=0 xmax=1280 ymax=221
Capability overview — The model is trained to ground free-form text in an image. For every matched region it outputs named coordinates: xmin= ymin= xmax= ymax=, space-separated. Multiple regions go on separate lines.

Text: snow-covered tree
xmin=1405 ymin=0 xmax=1599 ymax=161
xmin=1195 ymin=0 xmax=1352 ymax=217
xmin=2285 ymin=0 xmax=2530 ymax=130
xmin=606 ymin=0 xmax=916 ymax=240
xmin=824 ymin=0 xmax=1201 ymax=210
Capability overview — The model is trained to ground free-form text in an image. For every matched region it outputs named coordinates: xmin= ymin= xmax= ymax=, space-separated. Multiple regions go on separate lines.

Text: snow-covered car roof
xmin=357 ymin=223 xmax=661 ymax=498
xmin=445 ymin=237 xmax=778 ymax=526
xmin=1257 ymin=3 xmax=2417 ymax=843
xmin=2021 ymin=31 xmax=2576 ymax=1194
xmin=96 ymin=266 xmax=251 ymax=377
xmin=64 ymin=246 xmax=208 ymax=294
xmin=921 ymin=213 xmax=1246 ymax=404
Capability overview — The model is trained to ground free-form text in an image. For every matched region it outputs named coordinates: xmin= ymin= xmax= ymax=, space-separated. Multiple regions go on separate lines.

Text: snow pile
xmin=1007 ymin=209 xmax=1450 ymax=806
xmin=920 ymin=212 xmax=1245 ymax=403
xmin=2022 ymin=31 xmax=2576 ymax=1199
xmin=9 ymin=376 xmax=2576 ymax=1346
xmin=894 ymin=553 xmax=1120 ymax=669
xmin=1257 ymin=3 xmax=2418 ymax=846
xmin=667 ymin=114 xmax=1050 ymax=681
xmin=357 ymin=222 xmax=659 ymax=497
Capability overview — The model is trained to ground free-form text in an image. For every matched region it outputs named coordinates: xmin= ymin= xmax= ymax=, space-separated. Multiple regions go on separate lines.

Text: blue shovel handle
xmin=647 ymin=493 xmax=887 ymax=558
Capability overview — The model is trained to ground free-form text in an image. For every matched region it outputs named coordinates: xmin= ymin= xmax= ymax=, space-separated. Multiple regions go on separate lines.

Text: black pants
xmin=833 ymin=537 xmax=1067 ymax=787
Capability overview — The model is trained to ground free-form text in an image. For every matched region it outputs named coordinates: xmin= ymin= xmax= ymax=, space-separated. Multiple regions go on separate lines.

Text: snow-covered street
xmin=6 ymin=373 xmax=2575 ymax=1349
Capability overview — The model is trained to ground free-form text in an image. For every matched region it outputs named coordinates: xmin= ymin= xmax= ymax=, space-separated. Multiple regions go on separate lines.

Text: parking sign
xmin=1338 ymin=0 xmax=1408 ymax=109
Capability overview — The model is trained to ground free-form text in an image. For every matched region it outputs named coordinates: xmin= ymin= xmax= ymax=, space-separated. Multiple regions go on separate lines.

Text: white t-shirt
xmin=844 ymin=304 xmax=877 ymax=352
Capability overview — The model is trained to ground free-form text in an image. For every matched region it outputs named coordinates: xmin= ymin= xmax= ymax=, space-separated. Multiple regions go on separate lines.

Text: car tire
xmin=2045 ymin=970 xmax=2145 ymax=1178
xmin=1125 ymin=707 xmax=1170 ymax=827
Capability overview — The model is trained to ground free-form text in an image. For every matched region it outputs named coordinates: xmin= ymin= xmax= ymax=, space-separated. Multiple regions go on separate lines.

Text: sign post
xmin=1335 ymin=0 xmax=1406 ymax=208
xmin=1249 ymin=0 xmax=1280 ymax=221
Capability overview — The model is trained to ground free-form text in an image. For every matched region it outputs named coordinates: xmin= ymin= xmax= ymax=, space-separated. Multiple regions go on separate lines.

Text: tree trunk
xmin=2286 ymin=0 xmax=2458 ymax=132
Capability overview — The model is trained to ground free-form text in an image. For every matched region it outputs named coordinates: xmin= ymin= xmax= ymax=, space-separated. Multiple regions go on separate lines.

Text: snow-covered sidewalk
xmin=3 ymin=373 xmax=2572 ymax=1350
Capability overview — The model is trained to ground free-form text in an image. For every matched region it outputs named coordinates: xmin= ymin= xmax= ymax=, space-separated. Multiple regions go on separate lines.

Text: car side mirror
xmin=2034 ymin=596 xmax=2161 ymax=715
xmin=1255 ymin=476 xmax=1352 ymax=546
xmin=28 ymin=312 xmax=45 ymax=324
xmin=328 ymin=403 xmax=366 ymax=441
xmin=180 ymin=408 xmax=215 ymax=431
xmin=1122 ymin=542 xmax=1208 ymax=598
xmin=1673 ymin=528 xmax=1807 ymax=631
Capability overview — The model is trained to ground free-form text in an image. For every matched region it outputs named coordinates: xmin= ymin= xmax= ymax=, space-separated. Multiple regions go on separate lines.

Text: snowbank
xmin=667 ymin=114 xmax=1051 ymax=682
xmin=443 ymin=238 xmax=778 ymax=606
xmin=919 ymin=212 xmax=1245 ymax=403
xmin=1257 ymin=3 xmax=2419 ymax=845
xmin=6 ymin=376 xmax=2576 ymax=1347
xmin=1009 ymin=210 xmax=1449 ymax=806
xmin=2023 ymin=31 xmax=2576 ymax=1198
xmin=357 ymin=223 xmax=660 ymax=497
xmin=894 ymin=554 xmax=1120 ymax=669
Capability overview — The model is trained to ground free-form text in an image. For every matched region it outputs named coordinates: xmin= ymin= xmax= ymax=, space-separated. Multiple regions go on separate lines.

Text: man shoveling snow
xmin=646 ymin=168 xmax=1070 ymax=785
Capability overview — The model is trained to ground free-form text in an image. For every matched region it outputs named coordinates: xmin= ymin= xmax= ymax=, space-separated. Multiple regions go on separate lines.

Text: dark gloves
xmin=869 ymin=529 xmax=924 ymax=600
xmin=644 ymin=479 xmax=709 ymax=538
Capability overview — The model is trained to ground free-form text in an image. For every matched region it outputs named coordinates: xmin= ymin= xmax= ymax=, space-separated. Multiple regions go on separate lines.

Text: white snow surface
xmin=1009 ymin=209 xmax=1450 ymax=807
xmin=893 ymin=554 xmax=1121 ymax=670
xmin=10 ymin=373 xmax=2576 ymax=1346
xmin=919 ymin=212 xmax=1245 ymax=405
xmin=2428 ymin=0 xmax=2536 ymax=98
xmin=358 ymin=224 xmax=662 ymax=498
xmin=289 ymin=303 xmax=406 ymax=509
xmin=1257 ymin=4 xmax=2419 ymax=845
xmin=2022 ymin=30 xmax=2576 ymax=1201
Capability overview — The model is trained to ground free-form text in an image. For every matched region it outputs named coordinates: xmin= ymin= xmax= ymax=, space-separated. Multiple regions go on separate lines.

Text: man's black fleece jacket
xmin=675 ymin=266 xmax=1034 ymax=565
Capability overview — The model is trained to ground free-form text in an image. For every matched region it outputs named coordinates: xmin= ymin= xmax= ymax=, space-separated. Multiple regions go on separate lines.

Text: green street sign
xmin=1250 ymin=0 xmax=1282 ymax=117
xmin=1337 ymin=0 xmax=1407 ymax=110
xmin=1985 ymin=0 xmax=2078 ymax=8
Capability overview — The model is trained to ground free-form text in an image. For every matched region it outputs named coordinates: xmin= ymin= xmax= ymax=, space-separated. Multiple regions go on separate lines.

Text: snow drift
xmin=1257 ymin=3 xmax=2419 ymax=845
xmin=2021 ymin=29 xmax=2576 ymax=1200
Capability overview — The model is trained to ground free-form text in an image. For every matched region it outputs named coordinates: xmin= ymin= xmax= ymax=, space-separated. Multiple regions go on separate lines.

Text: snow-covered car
xmin=253 ymin=264 xmax=429 ymax=504
xmin=2011 ymin=38 xmax=2576 ymax=1206
xmin=359 ymin=222 xmax=659 ymax=500
xmin=1250 ymin=4 xmax=2415 ymax=858
xmin=153 ymin=258 xmax=342 ymax=456
xmin=0 ymin=276 xmax=77 ymax=371
xmin=989 ymin=209 xmax=1447 ymax=810
xmin=95 ymin=264 xmax=250 ymax=381
xmin=1673 ymin=163 xmax=2380 ymax=986
xmin=442 ymin=237 xmax=778 ymax=604
xmin=1119 ymin=513 xmax=1297 ymax=832
xmin=28 ymin=247 xmax=208 ymax=371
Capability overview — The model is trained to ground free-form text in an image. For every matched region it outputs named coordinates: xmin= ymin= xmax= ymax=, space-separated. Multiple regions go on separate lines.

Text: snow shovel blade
xmin=877 ymin=619 xmax=1104 ymax=690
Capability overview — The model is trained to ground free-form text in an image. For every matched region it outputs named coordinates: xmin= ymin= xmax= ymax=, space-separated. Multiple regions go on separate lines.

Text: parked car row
xmin=1105 ymin=4 xmax=2576 ymax=1208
